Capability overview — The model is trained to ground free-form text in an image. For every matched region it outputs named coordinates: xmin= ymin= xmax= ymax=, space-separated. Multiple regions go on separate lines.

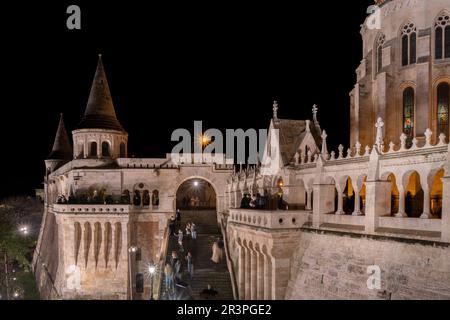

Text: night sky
xmin=0 ymin=1 xmax=373 ymax=197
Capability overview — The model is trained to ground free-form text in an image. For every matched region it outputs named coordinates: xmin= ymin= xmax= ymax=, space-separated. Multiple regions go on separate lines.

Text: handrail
xmin=154 ymin=220 xmax=170 ymax=300
xmin=220 ymin=211 xmax=239 ymax=300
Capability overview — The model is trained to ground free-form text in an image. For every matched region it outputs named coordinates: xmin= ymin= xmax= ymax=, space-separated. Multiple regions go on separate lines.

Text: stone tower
xmin=72 ymin=55 xmax=128 ymax=160
xmin=45 ymin=114 xmax=72 ymax=173
xmin=350 ymin=0 xmax=450 ymax=148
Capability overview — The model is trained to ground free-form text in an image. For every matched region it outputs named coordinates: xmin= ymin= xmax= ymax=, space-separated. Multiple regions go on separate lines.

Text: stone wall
xmin=286 ymin=229 xmax=450 ymax=300
xmin=33 ymin=208 xmax=59 ymax=299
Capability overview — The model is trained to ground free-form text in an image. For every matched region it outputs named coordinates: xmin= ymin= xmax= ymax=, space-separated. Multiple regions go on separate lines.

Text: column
xmin=335 ymin=189 xmax=344 ymax=215
xmin=421 ymin=187 xmax=431 ymax=219
xmin=238 ymin=244 xmax=245 ymax=300
xmin=306 ymin=189 xmax=312 ymax=211
xmin=250 ymin=247 xmax=257 ymax=300
xmin=244 ymin=245 xmax=251 ymax=300
xmin=396 ymin=185 xmax=407 ymax=218
xmin=442 ymin=176 xmax=450 ymax=242
xmin=256 ymin=249 xmax=265 ymax=300
xmin=352 ymin=190 xmax=362 ymax=216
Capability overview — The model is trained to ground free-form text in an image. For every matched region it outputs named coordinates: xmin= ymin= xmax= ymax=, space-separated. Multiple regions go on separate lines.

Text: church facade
xmin=34 ymin=0 xmax=450 ymax=300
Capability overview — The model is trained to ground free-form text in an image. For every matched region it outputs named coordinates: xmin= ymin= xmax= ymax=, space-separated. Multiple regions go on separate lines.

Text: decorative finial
xmin=273 ymin=101 xmax=279 ymax=120
xmin=375 ymin=117 xmax=385 ymax=151
xmin=312 ymin=104 xmax=319 ymax=124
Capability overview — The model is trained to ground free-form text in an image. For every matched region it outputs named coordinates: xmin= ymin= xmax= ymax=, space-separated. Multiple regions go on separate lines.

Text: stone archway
xmin=176 ymin=178 xmax=217 ymax=211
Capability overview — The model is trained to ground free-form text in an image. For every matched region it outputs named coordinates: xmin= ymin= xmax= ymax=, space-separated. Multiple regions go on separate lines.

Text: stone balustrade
xmin=53 ymin=204 xmax=130 ymax=214
xmin=228 ymin=208 xmax=310 ymax=230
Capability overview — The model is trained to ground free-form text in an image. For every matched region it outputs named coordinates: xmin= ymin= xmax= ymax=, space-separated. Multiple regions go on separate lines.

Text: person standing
xmin=186 ymin=252 xmax=194 ymax=279
xmin=185 ymin=223 xmax=191 ymax=238
xmin=164 ymin=263 xmax=175 ymax=294
xmin=191 ymin=223 xmax=197 ymax=240
xmin=178 ymin=230 xmax=184 ymax=252
xmin=176 ymin=209 xmax=182 ymax=227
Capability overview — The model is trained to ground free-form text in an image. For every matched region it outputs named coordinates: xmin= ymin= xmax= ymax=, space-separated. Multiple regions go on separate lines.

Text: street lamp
xmin=128 ymin=246 xmax=138 ymax=300
xmin=19 ymin=226 xmax=29 ymax=236
xmin=148 ymin=263 xmax=157 ymax=300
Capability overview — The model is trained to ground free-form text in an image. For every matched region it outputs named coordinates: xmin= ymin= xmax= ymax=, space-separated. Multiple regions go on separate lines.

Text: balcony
xmin=53 ymin=204 xmax=130 ymax=214
xmin=228 ymin=208 xmax=310 ymax=230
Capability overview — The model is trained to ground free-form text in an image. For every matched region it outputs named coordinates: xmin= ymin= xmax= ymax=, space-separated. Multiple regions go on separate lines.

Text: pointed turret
xmin=48 ymin=114 xmax=72 ymax=160
xmin=77 ymin=55 xmax=125 ymax=132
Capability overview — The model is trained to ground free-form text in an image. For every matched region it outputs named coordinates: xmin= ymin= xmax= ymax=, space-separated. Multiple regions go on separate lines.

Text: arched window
xmin=77 ymin=143 xmax=84 ymax=158
xmin=437 ymin=83 xmax=450 ymax=136
xmin=403 ymin=87 xmax=415 ymax=144
xmin=435 ymin=13 xmax=450 ymax=59
xmin=102 ymin=142 xmax=110 ymax=157
xmin=401 ymin=22 xmax=417 ymax=66
xmin=376 ymin=34 xmax=386 ymax=73
xmin=89 ymin=142 xmax=97 ymax=157
xmin=120 ymin=142 xmax=126 ymax=158
xmin=152 ymin=190 xmax=159 ymax=207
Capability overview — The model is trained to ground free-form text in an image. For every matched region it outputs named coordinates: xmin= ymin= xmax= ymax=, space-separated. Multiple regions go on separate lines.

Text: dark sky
xmin=0 ymin=1 xmax=373 ymax=197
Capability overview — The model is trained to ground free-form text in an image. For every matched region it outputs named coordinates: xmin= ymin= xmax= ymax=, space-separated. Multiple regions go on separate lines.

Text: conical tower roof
xmin=48 ymin=114 xmax=73 ymax=160
xmin=77 ymin=55 xmax=125 ymax=132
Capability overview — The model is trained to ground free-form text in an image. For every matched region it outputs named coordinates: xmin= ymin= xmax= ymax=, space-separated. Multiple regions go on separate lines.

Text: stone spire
xmin=273 ymin=101 xmax=279 ymax=121
xmin=77 ymin=54 xmax=125 ymax=132
xmin=48 ymin=114 xmax=72 ymax=160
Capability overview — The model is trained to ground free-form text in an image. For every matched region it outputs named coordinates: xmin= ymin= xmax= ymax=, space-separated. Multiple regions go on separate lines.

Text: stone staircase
xmin=160 ymin=210 xmax=234 ymax=300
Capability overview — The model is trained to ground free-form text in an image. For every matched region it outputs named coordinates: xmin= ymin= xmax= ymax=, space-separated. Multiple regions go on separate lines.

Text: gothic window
xmin=435 ymin=13 xmax=450 ymax=60
xmin=401 ymin=22 xmax=417 ymax=66
xmin=403 ymin=87 xmax=415 ymax=143
xmin=376 ymin=34 xmax=386 ymax=73
xmin=102 ymin=141 xmax=110 ymax=157
xmin=437 ymin=83 xmax=450 ymax=136
xmin=120 ymin=142 xmax=126 ymax=158
xmin=143 ymin=190 xmax=150 ymax=206
xmin=89 ymin=142 xmax=97 ymax=157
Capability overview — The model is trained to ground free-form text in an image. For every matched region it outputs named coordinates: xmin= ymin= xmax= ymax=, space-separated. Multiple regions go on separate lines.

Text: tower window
xmin=403 ymin=87 xmax=415 ymax=145
xmin=102 ymin=141 xmax=110 ymax=157
xmin=435 ymin=14 xmax=450 ymax=60
xmin=376 ymin=34 xmax=386 ymax=73
xmin=437 ymin=83 xmax=450 ymax=136
xmin=401 ymin=22 xmax=417 ymax=66
xmin=90 ymin=142 xmax=98 ymax=157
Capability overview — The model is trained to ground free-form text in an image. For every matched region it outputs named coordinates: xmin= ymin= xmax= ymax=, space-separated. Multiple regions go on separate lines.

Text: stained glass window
xmin=437 ymin=83 xmax=449 ymax=136
xmin=403 ymin=88 xmax=415 ymax=143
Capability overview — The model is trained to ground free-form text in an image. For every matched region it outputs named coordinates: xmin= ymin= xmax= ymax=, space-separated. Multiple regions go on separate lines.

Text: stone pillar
xmin=306 ymin=189 xmax=312 ymax=211
xmin=421 ymin=187 xmax=431 ymax=219
xmin=250 ymin=247 xmax=257 ymax=300
xmin=237 ymin=244 xmax=246 ymax=300
xmin=442 ymin=176 xmax=450 ymax=243
xmin=313 ymin=183 xmax=335 ymax=228
xmin=365 ymin=181 xmax=391 ymax=233
xmin=335 ymin=189 xmax=344 ymax=215
xmin=256 ymin=249 xmax=264 ymax=300
xmin=353 ymin=190 xmax=362 ymax=216
xmin=396 ymin=185 xmax=407 ymax=218
xmin=244 ymin=245 xmax=251 ymax=300
xmin=263 ymin=253 xmax=272 ymax=300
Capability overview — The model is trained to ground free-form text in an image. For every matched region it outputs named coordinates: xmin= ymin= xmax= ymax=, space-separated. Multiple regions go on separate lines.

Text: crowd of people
xmin=164 ymin=209 xmax=224 ymax=299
